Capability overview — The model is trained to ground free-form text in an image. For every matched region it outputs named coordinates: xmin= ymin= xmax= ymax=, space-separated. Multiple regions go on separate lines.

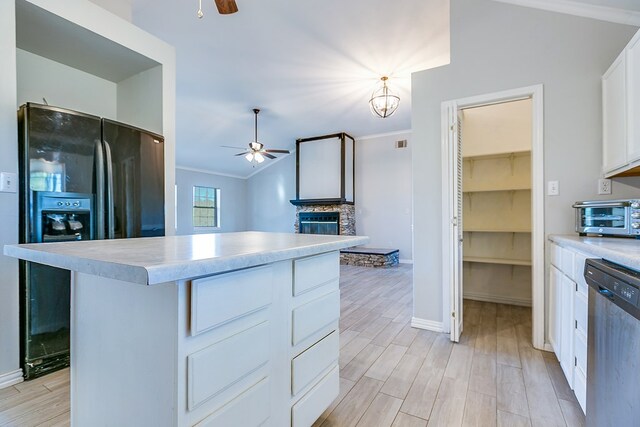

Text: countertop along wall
xmin=411 ymin=0 xmax=638 ymax=329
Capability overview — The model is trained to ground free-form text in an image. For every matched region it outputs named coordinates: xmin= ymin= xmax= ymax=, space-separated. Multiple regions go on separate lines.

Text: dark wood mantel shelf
xmin=289 ymin=198 xmax=354 ymax=206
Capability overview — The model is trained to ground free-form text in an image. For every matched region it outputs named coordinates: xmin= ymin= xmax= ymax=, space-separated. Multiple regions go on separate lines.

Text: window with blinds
xmin=193 ymin=186 xmax=220 ymax=228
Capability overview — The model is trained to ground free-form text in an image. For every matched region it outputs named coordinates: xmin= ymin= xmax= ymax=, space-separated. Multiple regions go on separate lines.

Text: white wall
xmin=411 ymin=0 xmax=638 ymax=326
xmin=247 ymin=155 xmax=297 ymax=232
xmin=175 ymin=168 xmax=248 ymax=235
xmin=355 ymin=132 xmax=413 ymax=261
xmin=462 ymin=98 xmax=532 ymax=157
xmin=88 ymin=0 xmax=132 ymax=21
xmin=0 ymin=0 xmax=20 ymax=388
xmin=117 ymin=66 xmax=163 ymax=133
xmin=16 ymin=49 xmax=118 ymax=118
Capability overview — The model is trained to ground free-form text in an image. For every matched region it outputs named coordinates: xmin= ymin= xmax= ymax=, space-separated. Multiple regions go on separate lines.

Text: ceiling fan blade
xmin=234 ymin=152 xmax=249 ymax=156
xmin=214 ymin=0 xmax=238 ymax=14
xmin=263 ymin=152 xmax=276 ymax=159
xmin=264 ymin=149 xmax=290 ymax=154
xmin=221 ymin=145 xmax=247 ymax=150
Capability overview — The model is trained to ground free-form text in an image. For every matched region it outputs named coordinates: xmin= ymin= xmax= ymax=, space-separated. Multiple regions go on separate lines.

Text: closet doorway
xmin=441 ymin=85 xmax=545 ymax=349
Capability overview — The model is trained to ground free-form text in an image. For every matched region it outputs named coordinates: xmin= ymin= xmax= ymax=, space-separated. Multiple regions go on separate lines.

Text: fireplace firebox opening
xmin=299 ymin=212 xmax=340 ymax=235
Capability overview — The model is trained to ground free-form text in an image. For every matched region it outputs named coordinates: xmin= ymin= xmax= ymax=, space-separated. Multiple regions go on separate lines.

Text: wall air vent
xmin=396 ymin=140 xmax=408 ymax=149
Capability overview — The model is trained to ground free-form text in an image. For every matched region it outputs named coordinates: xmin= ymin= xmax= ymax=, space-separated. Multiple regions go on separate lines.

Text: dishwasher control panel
xmin=611 ymin=279 xmax=639 ymax=305
xmin=585 ymin=259 xmax=640 ymax=317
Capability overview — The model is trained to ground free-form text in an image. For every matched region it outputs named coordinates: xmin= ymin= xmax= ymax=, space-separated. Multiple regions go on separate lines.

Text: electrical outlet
xmin=547 ymin=180 xmax=559 ymax=196
xmin=0 ymin=172 xmax=17 ymax=193
xmin=598 ymin=178 xmax=612 ymax=195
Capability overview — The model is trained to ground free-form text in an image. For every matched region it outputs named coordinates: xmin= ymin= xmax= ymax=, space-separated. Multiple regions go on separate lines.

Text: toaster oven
xmin=573 ymin=199 xmax=640 ymax=237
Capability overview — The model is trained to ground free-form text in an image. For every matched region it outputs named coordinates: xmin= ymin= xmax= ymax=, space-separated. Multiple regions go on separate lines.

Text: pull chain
xmin=197 ymin=0 xmax=204 ymax=18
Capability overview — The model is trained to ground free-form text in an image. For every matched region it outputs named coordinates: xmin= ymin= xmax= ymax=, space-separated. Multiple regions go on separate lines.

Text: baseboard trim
xmin=543 ymin=343 xmax=554 ymax=353
xmin=399 ymin=259 xmax=413 ymax=265
xmin=0 ymin=369 xmax=23 ymax=389
xmin=411 ymin=317 xmax=444 ymax=333
xmin=464 ymin=292 xmax=532 ymax=307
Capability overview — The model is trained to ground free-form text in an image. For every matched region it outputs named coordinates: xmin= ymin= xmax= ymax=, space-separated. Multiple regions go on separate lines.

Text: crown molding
xmin=492 ymin=0 xmax=640 ymax=26
xmin=354 ymin=129 xmax=412 ymax=141
xmin=175 ymin=165 xmax=247 ymax=180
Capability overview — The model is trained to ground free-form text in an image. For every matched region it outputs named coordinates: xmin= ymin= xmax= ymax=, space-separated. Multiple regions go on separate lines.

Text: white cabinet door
xmin=627 ymin=33 xmax=640 ymax=163
xmin=603 ymin=51 xmax=627 ymax=175
xmin=560 ymin=274 xmax=575 ymax=386
xmin=548 ymin=265 xmax=562 ymax=356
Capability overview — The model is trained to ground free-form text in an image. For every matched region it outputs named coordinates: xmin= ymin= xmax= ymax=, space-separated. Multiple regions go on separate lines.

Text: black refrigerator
xmin=18 ymin=103 xmax=165 ymax=379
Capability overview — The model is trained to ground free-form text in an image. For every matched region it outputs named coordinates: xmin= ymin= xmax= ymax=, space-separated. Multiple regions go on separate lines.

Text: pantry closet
xmin=461 ymin=99 xmax=532 ymax=306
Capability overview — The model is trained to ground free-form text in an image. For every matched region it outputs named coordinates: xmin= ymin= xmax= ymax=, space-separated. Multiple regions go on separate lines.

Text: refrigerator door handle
xmin=95 ymin=140 xmax=105 ymax=240
xmin=104 ymin=140 xmax=115 ymax=239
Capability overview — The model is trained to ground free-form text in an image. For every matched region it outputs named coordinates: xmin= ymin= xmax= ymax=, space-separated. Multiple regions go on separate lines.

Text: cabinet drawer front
xmin=561 ymin=248 xmax=575 ymax=280
xmin=191 ymin=266 xmax=272 ymax=336
xmin=292 ymin=365 xmax=339 ymax=427
xmin=294 ymin=252 xmax=339 ymax=296
xmin=292 ymin=290 xmax=340 ymax=345
xmin=574 ymin=292 xmax=588 ymax=336
xmin=194 ymin=378 xmax=270 ymax=427
xmin=550 ymin=243 xmax=561 ymax=268
xmin=188 ymin=322 xmax=270 ymax=410
xmin=292 ymin=331 xmax=338 ymax=395
xmin=574 ymin=330 xmax=587 ymax=377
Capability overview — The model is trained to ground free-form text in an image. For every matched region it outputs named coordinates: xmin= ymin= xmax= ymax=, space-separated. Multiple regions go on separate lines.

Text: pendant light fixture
xmin=369 ymin=76 xmax=400 ymax=118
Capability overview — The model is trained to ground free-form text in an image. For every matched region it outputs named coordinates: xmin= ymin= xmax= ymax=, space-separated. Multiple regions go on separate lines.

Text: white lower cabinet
xmin=291 ymin=366 xmax=339 ymax=427
xmin=182 ymin=251 xmax=341 ymax=427
xmin=548 ymin=241 xmax=590 ymax=414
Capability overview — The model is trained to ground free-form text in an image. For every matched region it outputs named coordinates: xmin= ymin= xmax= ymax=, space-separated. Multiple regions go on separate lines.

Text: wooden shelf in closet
xmin=463 ymin=256 xmax=532 ymax=266
xmin=462 ymin=149 xmax=531 ymax=161
xmin=463 ymin=228 xmax=531 ymax=233
xmin=463 ymin=187 xmax=531 ymax=193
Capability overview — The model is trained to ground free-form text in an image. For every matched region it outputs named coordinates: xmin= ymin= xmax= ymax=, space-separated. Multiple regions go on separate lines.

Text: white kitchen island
xmin=4 ymin=231 xmax=368 ymax=427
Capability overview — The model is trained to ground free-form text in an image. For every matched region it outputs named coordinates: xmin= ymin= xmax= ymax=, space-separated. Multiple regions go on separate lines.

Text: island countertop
xmin=4 ymin=231 xmax=369 ymax=285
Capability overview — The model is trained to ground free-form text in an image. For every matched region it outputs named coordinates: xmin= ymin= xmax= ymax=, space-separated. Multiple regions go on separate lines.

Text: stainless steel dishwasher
xmin=584 ymin=258 xmax=640 ymax=427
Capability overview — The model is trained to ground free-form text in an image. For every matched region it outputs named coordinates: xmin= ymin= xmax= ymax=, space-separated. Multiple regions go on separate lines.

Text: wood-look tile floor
xmin=0 ymin=264 xmax=585 ymax=427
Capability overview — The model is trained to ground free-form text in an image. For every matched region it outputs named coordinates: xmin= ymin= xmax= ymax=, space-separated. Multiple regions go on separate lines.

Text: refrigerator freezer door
xmin=102 ymin=120 xmax=165 ymax=239
xmin=18 ymin=103 xmax=102 ymax=379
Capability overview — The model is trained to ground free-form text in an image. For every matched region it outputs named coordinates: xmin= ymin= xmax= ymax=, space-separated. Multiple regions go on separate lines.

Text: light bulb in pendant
xmin=197 ymin=0 xmax=204 ymax=18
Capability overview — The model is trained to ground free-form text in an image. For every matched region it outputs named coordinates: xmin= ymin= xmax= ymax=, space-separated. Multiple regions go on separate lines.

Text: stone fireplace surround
xmin=294 ymin=204 xmax=355 ymax=236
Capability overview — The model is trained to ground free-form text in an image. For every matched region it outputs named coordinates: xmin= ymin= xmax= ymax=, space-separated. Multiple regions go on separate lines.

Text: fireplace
xmin=299 ymin=212 xmax=339 ymax=235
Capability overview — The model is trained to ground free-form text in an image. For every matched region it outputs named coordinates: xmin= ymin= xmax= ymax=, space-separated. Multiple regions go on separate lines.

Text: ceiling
xmin=130 ymin=0 xmax=450 ymax=177
xmin=567 ymin=0 xmax=640 ymax=11
xmin=127 ymin=0 xmax=639 ymax=178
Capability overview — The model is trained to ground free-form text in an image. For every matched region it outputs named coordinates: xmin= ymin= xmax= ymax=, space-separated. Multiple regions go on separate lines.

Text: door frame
xmin=441 ymin=84 xmax=545 ymax=350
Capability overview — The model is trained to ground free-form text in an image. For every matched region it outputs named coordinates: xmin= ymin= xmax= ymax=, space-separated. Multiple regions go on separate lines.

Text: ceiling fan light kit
xmin=369 ymin=76 xmax=400 ymax=118
xmin=197 ymin=0 xmax=238 ymax=18
xmin=221 ymin=108 xmax=291 ymax=165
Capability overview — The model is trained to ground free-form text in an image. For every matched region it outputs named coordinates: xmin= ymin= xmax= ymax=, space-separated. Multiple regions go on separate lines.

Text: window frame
xmin=192 ymin=185 xmax=221 ymax=229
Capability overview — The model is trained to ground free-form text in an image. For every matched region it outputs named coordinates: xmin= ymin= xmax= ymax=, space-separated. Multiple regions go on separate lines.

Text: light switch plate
xmin=547 ymin=180 xmax=559 ymax=196
xmin=0 ymin=172 xmax=17 ymax=193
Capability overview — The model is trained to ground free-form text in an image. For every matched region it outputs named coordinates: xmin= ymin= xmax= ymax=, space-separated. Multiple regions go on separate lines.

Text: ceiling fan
xmin=197 ymin=0 xmax=238 ymax=18
xmin=221 ymin=109 xmax=290 ymax=164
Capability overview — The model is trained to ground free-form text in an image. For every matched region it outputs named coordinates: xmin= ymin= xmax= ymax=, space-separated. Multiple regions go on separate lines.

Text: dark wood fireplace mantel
xmin=289 ymin=198 xmax=354 ymax=206
xmin=291 ymin=132 xmax=355 ymax=207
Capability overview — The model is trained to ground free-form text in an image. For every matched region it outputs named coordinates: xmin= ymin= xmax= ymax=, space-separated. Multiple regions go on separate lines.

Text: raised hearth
xmin=340 ymin=247 xmax=400 ymax=268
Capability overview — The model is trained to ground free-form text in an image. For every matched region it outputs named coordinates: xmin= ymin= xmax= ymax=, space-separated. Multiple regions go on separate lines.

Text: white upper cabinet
xmin=627 ymin=33 xmax=640 ymax=163
xmin=603 ymin=29 xmax=640 ymax=177
xmin=603 ymin=52 xmax=627 ymax=175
